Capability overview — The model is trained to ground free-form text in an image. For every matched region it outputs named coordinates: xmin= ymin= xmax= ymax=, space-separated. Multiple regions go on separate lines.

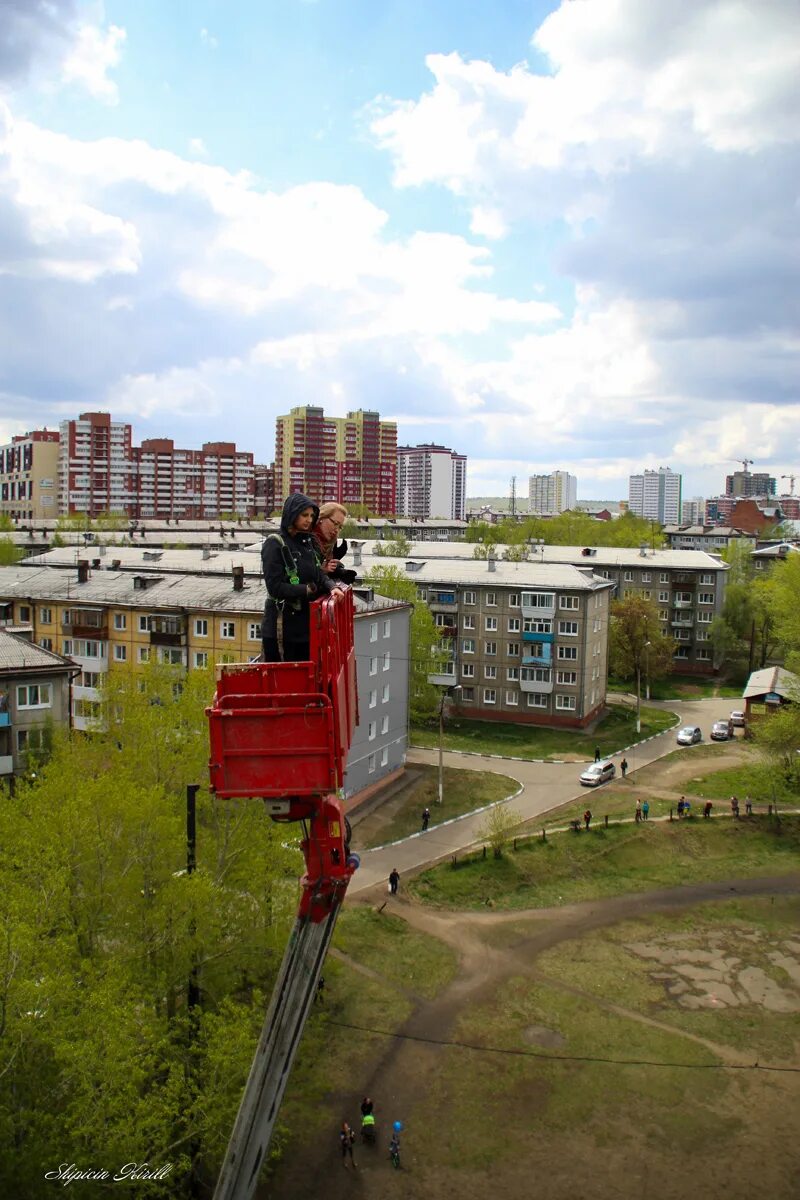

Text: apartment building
xmin=681 ymin=497 xmax=706 ymax=524
xmin=628 ymin=467 xmax=682 ymax=524
xmin=356 ymin=541 xmax=729 ymax=674
xmin=528 ymin=470 xmax=577 ymax=515
xmin=58 ymin=412 xmax=137 ymax=517
xmin=274 ymin=406 xmax=397 ymax=514
xmin=725 ymin=471 xmax=776 ymax=497
xmin=664 ymin=525 xmax=754 ymax=552
xmin=0 ymin=628 xmax=75 ymax=776
xmin=397 ymin=444 xmax=467 ymax=521
xmin=136 ymin=439 xmax=254 ymax=519
xmin=254 ymin=463 xmax=277 ymax=515
xmin=0 ymin=563 xmax=410 ymax=801
xmin=0 ymin=430 xmax=61 ymax=521
xmin=394 ymin=558 xmax=614 ymax=727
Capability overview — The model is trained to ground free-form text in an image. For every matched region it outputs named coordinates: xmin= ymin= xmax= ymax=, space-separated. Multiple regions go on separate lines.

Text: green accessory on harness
xmin=266 ymin=533 xmax=302 ymax=608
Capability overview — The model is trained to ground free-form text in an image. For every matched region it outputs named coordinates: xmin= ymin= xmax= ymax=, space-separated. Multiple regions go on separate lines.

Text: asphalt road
xmin=349 ymin=696 xmax=742 ymax=895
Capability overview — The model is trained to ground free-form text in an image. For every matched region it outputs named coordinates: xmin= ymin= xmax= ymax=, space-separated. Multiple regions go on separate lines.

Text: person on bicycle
xmin=389 ymin=1128 xmax=401 ymax=1168
xmin=361 ymin=1110 xmax=376 ymax=1142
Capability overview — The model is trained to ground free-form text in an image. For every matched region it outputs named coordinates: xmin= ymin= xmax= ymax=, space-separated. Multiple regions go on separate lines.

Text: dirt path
xmin=266 ymin=873 xmax=800 ymax=1200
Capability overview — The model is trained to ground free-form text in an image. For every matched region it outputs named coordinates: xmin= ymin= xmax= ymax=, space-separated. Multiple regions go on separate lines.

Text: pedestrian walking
xmin=583 ymin=808 xmax=592 ymax=830
xmin=683 ymin=798 xmax=691 ymax=817
xmin=635 ymin=798 xmax=642 ymax=823
xmin=621 ymin=757 xmax=628 ymax=779
xmin=703 ymin=800 xmax=713 ymax=819
xmin=677 ymin=798 xmax=685 ymax=818
xmin=388 ymin=868 xmax=400 ymax=896
xmin=730 ymin=795 xmax=740 ymax=819
xmin=421 ymin=806 xmax=430 ymax=832
xmin=594 ymin=745 xmax=601 ymax=762
xmin=642 ymin=799 xmax=650 ymax=821
xmin=340 ymin=1121 xmax=356 ymax=1168
xmin=315 ymin=975 xmax=325 ymax=1004
xmin=745 ymin=795 xmax=753 ymax=816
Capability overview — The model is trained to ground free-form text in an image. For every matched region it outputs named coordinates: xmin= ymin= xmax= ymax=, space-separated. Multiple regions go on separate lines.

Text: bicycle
xmin=389 ymin=1136 xmax=401 ymax=1169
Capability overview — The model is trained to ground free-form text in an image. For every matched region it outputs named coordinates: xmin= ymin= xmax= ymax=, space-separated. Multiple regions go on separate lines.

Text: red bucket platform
xmin=207 ymin=588 xmax=358 ymax=800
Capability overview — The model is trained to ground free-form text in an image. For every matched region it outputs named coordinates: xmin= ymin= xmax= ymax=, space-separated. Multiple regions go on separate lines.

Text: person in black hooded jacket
xmin=261 ymin=493 xmax=332 ymax=662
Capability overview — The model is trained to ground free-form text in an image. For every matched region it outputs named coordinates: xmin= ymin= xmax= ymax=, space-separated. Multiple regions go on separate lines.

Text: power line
xmin=327 ymin=1019 xmax=799 ymax=1074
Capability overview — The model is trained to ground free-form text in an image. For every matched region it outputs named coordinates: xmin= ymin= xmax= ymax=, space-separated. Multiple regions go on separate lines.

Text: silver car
xmin=579 ymin=760 xmax=616 ymax=787
xmin=730 ymin=710 xmax=746 ymax=727
xmin=676 ymin=725 xmax=702 ymax=746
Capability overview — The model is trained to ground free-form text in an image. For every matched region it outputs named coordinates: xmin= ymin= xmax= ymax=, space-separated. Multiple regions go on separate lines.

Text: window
xmin=382 ymin=684 xmax=390 ymax=702
xmin=558 ymin=621 xmax=578 ymax=636
xmin=462 ymin=615 xmax=476 ymax=631
xmin=138 ymin=647 xmax=150 ymax=663
xmin=114 ymin=644 xmax=127 ymax=662
xmin=248 ymin=622 xmax=261 ymax=641
xmin=194 ymin=619 xmax=208 ymax=637
xmin=380 ymin=746 xmax=388 ymax=766
xmin=527 ymin=692 xmax=548 ymax=708
xmin=383 ymin=652 xmax=391 ymax=671
xmin=368 ymin=721 xmax=376 ymax=741
xmin=641 ymin=572 xmax=651 ymax=582
xmin=19 ymin=605 xmax=30 ymax=623
xmin=697 ymin=611 xmax=712 ymax=623
xmin=369 ymin=689 xmax=377 ymax=708
xmin=556 ymin=670 xmax=577 ymax=685
xmin=505 ymin=690 xmax=519 ymax=706
xmin=370 ymin=622 xmax=378 ymax=642
xmin=462 ymin=663 xmax=475 ymax=678
xmin=485 ymin=641 xmax=497 ymax=656
xmin=523 ymin=618 xmax=552 ymax=634
xmin=522 ymin=666 xmax=551 ymax=684
xmin=660 ymin=573 xmax=669 ymax=583
xmin=76 ymin=640 xmax=102 ymax=658
xmin=461 ymin=687 xmax=474 ymax=702
xmin=462 ymin=638 xmax=475 ymax=654
xmin=507 ymin=642 xmax=520 ymax=657
xmin=558 ymin=646 xmax=578 ymax=660
xmin=486 ymin=592 xmax=497 ymax=606
xmin=368 ymin=753 xmax=376 ymax=774
xmin=17 ymin=727 xmax=47 ymax=753
xmin=643 ymin=590 xmax=651 ymax=600
xmin=507 ymin=617 xmax=520 ymax=633
xmin=559 ymin=596 xmax=579 ymax=610
xmin=113 ymin=613 xmax=126 ymax=630
xmin=17 ymin=683 xmax=51 ymax=708
xmin=80 ymin=671 xmax=100 ymax=688
xmin=556 ymin=694 xmax=576 ymax=710
xmin=40 ymin=607 xmax=52 ymax=624
xmin=674 ymin=646 xmax=691 ymax=659
xmin=700 ymin=574 xmax=714 ymax=585
xmin=220 ymin=621 xmax=235 ymax=639
xmin=593 ymin=618 xmax=601 ymax=633
xmin=138 ymin=615 xmax=149 ymax=633
xmin=698 ymin=593 xmax=714 ymax=605
xmin=658 ymin=591 xmax=669 ymax=603
xmin=464 ymin=591 xmax=476 ymax=605
xmin=40 ymin=637 xmax=53 ymax=651
xmin=675 ymin=629 xmax=690 ymax=640
xmin=483 ymin=689 xmax=497 ymax=705
xmin=484 ymin=616 xmax=498 ymax=632
xmin=506 ymin=666 xmax=519 ymax=681
xmin=660 ymin=610 xmax=669 ymax=621
xmin=382 ymin=619 xmax=391 ymax=637
xmin=522 ymin=592 xmax=554 ymax=610
xmin=62 ymin=640 xmax=72 ymax=654
xmin=696 ymin=629 xmax=708 ymax=641
xmin=194 ymin=651 xmax=208 ymax=668
xmin=161 ymin=648 xmax=183 ymax=665
xmin=484 ymin=665 xmax=497 ymax=680
xmin=696 ymin=649 xmax=711 ymax=660
xmin=623 ymin=571 xmax=633 ymax=583
xmin=381 ymin=715 xmax=389 ymax=734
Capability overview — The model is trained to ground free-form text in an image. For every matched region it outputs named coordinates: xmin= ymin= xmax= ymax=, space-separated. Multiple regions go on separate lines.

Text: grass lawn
xmin=332 ymin=904 xmax=458 ymax=999
xmin=355 ymin=764 xmax=519 ymax=849
xmin=410 ymin=702 xmax=676 ymax=762
xmin=409 ymin=815 xmax=800 ymax=910
xmin=609 ymin=673 xmax=745 ymax=700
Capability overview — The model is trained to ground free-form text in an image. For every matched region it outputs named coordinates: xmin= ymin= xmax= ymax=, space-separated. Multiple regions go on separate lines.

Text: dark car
xmin=710 ymin=720 xmax=731 ymax=741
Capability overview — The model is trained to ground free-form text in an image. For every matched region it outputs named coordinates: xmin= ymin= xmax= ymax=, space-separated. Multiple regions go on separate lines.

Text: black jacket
xmin=261 ymin=494 xmax=331 ymax=641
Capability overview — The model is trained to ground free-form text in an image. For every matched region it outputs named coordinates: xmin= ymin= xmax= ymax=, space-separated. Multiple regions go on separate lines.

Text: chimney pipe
xmin=77 ymin=559 xmax=89 ymax=584
xmin=487 ymin=554 xmax=496 ymax=573
xmin=232 ymin=565 xmax=245 ymax=592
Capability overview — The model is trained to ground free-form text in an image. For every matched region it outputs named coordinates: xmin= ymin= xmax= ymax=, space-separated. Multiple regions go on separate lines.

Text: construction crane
xmin=781 ymin=474 xmax=796 ymax=495
xmin=207 ymin=588 xmax=359 ymax=1200
xmin=731 ymin=458 xmax=754 ymax=473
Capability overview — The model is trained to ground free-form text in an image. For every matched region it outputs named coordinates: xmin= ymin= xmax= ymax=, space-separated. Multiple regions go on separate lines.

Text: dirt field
xmin=267 ymin=876 xmax=800 ymax=1200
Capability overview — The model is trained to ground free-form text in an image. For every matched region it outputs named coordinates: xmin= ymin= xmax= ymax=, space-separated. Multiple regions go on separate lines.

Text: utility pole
xmin=510 ymin=476 xmax=516 ymax=517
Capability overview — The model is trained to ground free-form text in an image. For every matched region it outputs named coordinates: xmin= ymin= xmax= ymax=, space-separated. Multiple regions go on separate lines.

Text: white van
xmin=579 ymin=760 xmax=616 ymax=787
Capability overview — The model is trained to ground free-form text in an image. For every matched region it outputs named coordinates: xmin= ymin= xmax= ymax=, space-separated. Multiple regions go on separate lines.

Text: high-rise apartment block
xmin=529 ymin=470 xmax=577 ymax=514
xmin=725 ymin=471 xmax=776 ymax=497
xmin=57 ymin=413 xmax=254 ymax=519
xmin=274 ymin=406 xmax=397 ymax=513
xmin=397 ymin=444 xmax=466 ymax=520
xmin=681 ymin=497 xmax=706 ymax=524
xmin=0 ymin=430 xmax=61 ymax=520
xmin=628 ymin=467 xmax=682 ymax=524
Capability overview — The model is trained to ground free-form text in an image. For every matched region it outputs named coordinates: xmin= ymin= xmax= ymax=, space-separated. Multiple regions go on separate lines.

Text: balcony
xmin=428 ymin=667 xmax=457 ymax=686
xmin=62 ymin=611 xmax=108 ymax=639
xmin=671 ymin=617 xmax=694 ymax=627
xmin=671 ymin=574 xmax=696 ymax=586
xmin=0 ymin=712 xmax=10 ymax=727
xmin=434 ymin=623 xmax=457 ymax=639
xmin=428 ymin=592 xmax=458 ymax=612
xmin=0 ymin=755 xmax=13 ymax=775
xmin=148 ymin=617 xmax=187 ymax=646
xmin=523 ymin=630 xmax=554 ymax=643
xmin=672 ymin=599 xmax=693 ymax=609
xmin=520 ymin=669 xmax=554 ymax=694
xmin=522 ymin=643 xmax=552 ymax=665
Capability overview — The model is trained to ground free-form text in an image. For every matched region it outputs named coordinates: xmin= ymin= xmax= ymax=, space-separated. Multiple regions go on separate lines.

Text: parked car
xmin=710 ymin=720 xmax=731 ymax=741
xmin=729 ymin=710 xmax=746 ymax=727
xmin=579 ymin=760 xmax=616 ymax=787
xmin=676 ymin=725 xmax=703 ymax=746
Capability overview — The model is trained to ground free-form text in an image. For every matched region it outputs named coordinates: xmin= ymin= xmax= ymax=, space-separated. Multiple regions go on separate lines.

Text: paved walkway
xmin=349 ymin=696 xmax=743 ymax=895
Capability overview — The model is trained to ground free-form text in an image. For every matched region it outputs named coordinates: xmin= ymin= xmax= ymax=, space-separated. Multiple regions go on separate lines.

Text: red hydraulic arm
xmin=207 ymin=588 xmax=360 ymax=1198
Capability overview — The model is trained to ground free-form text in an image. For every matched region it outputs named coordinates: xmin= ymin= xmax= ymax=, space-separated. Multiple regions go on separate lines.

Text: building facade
xmin=725 ymin=471 xmax=776 ymax=497
xmin=681 ymin=497 xmax=706 ymax=524
xmin=628 ymin=467 xmax=682 ymax=524
xmin=0 ymin=628 xmax=75 ymax=776
xmin=528 ymin=470 xmax=577 ymax=515
xmin=274 ymin=406 xmax=397 ymax=514
xmin=0 ymin=430 xmax=61 ymax=522
xmin=58 ymin=412 xmax=137 ymax=517
xmin=397 ymin=444 xmax=467 ymax=521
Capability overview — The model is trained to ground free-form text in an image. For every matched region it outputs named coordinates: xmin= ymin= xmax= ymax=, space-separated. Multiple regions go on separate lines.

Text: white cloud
xmin=188 ymin=137 xmax=209 ymax=159
xmin=60 ymin=20 xmax=126 ymax=104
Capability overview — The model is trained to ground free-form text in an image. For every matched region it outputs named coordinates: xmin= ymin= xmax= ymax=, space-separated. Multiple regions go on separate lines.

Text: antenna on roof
xmin=510 ymin=475 xmax=516 ymax=518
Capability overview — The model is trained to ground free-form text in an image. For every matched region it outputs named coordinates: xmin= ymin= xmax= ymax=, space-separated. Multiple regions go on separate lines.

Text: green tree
xmin=709 ymin=541 xmax=775 ymax=676
xmin=767 ymin=552 xmax=800 ymax=671
xmin=373 ymin=535 xmax=412 ymax=557
xmin=477 ymin=804 xmax=522 ymax=859
xmin=0 ymin=538 xmax=22 ymax=566
xmin=362 ymin=564 xmax=448 ymax=722
xmin=609 ymin=594 xmax=674 ymax=728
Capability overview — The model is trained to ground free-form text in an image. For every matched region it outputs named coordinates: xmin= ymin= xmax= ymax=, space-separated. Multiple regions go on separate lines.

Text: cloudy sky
xmin=1 ymin=0 xmax=798 ymax=501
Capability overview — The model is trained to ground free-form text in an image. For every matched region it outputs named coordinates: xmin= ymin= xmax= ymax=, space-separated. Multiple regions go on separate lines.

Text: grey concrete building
xmin=0 ymin=629 xmax=76 ymax=776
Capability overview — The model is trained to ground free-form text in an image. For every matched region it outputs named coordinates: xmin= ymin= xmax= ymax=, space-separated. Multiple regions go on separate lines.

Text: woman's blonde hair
xmin=318 ymin=502 xmax=347 ymax=523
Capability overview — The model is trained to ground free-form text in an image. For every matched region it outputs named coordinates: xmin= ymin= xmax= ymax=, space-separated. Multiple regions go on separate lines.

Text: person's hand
xmin=306 ymin=583 xmax=318 ymax=596
xmin=322 ymin=559 xmax=337 ymax=574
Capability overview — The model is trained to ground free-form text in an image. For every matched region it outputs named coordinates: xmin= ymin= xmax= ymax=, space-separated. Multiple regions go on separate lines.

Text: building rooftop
xmin=0 ymin=628 xmax=76 ymax=673
xmin=743 ymin=666 xmax=799 ymax=700
xmin=352 ymin=542 xmax=729 ymax=571
xmin=359 ymin=556 xmax=614 ymax=591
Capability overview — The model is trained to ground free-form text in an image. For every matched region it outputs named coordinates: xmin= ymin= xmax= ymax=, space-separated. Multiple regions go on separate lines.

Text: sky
xmin=0 ymin=0 xmax=798 ymax=502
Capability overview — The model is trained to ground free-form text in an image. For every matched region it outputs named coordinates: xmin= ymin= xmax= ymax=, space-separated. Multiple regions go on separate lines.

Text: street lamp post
xmin=437 ymin=685 xmax=461 ymax=805
xmin=644 ymin=640 xmax=651 ymax=702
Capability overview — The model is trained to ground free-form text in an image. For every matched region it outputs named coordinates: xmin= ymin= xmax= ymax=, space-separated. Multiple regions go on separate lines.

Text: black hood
xmin=280 ymin=493 xmax=319 ymax=536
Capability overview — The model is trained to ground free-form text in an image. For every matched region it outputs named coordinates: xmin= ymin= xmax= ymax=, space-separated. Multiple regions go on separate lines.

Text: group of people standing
xmin=261 ymin=495 xmax=356 ymax=662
